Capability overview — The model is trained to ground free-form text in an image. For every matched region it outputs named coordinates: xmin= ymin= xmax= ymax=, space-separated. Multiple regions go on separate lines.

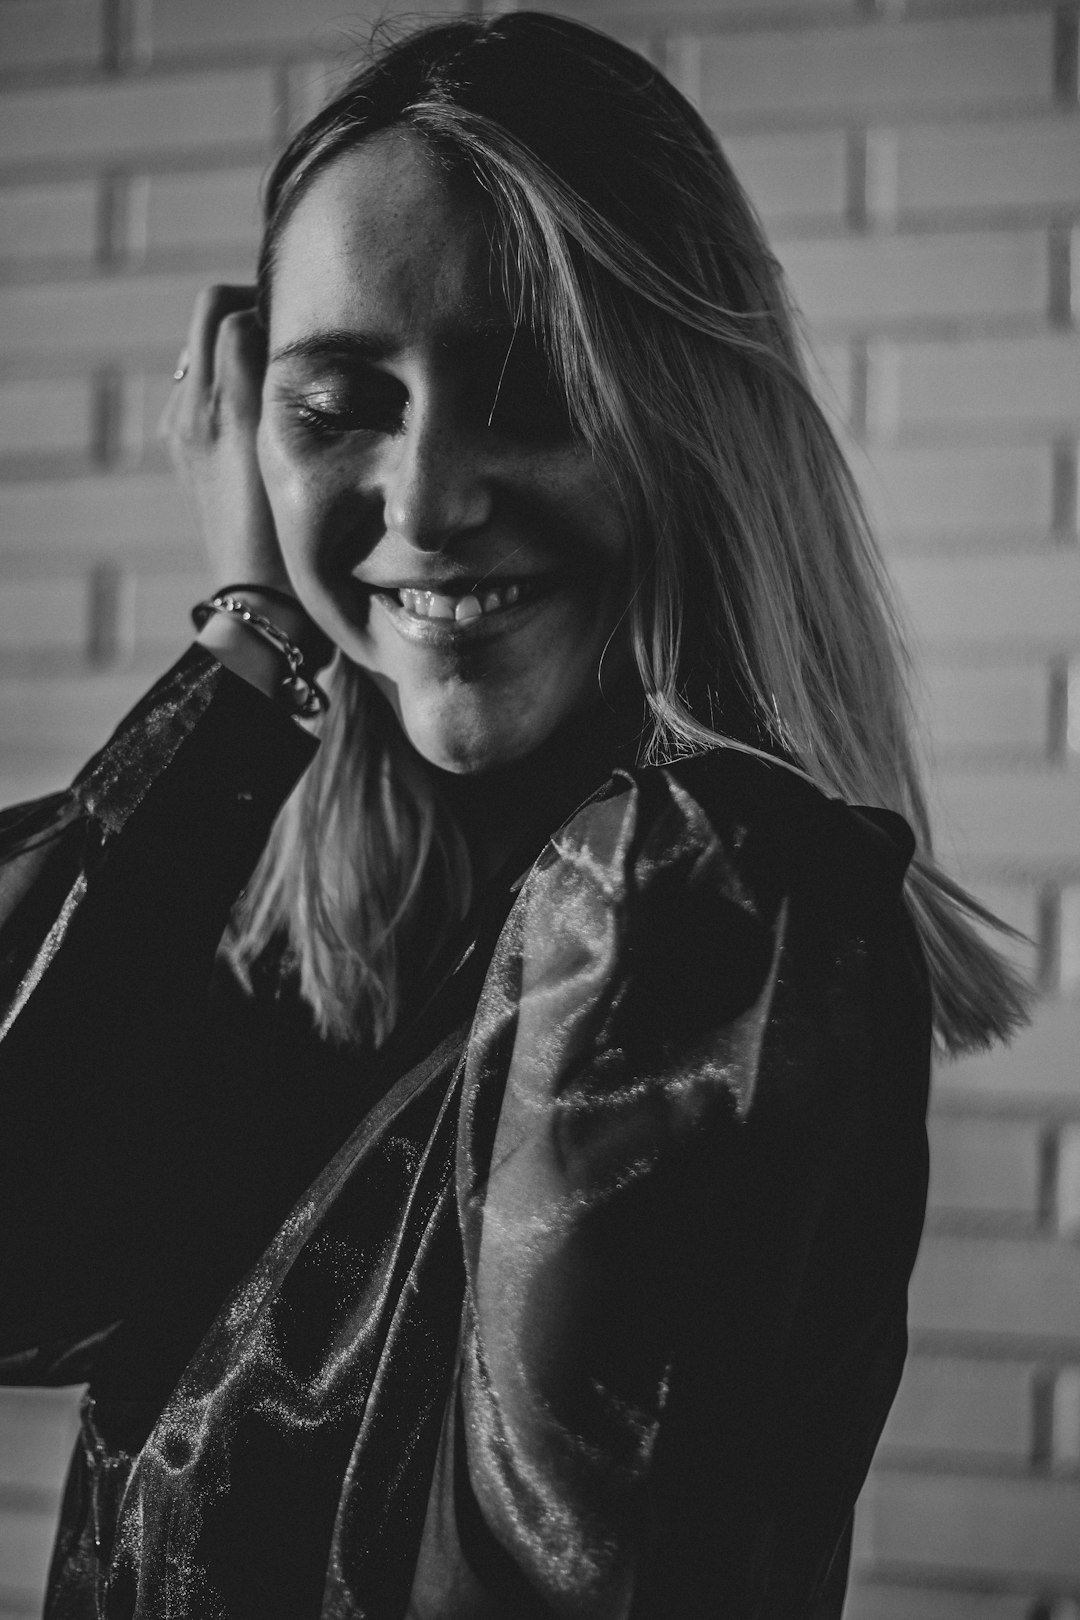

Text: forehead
xmin=269 ymin=129 xmax=506 ymax=347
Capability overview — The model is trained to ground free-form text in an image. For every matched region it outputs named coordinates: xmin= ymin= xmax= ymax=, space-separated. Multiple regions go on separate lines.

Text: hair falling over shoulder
xmin=232 ymin=12 xmax=1033 ymax=1056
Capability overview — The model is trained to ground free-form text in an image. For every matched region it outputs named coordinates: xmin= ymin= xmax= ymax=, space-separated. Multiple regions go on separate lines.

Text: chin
xmin=397 ymin=699 xmax=563 ymax=777
xmin=405 ymin=724 xmax=536 ymax=778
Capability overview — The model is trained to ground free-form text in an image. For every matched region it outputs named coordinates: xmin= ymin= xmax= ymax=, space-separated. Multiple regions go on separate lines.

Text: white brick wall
xmin=0 ymin=69 xmax=280 ymax=165
xmin=883 ymin=1355 xmax=1036 ymax=1459
xmin=0 ymin=180 xmax=98 ymax=264
xmin=0 ymin=0 xmax=102 ymax=72
xmin=866 ymin=336 xmax=1080 ymax=433
xmin=694 ymin=14 xmax=1055 ymax=121
xmin=1 ymin=0 xmax=1077 ymax=1616
xmin=880 ymin=117 xmax=1080 ymax=218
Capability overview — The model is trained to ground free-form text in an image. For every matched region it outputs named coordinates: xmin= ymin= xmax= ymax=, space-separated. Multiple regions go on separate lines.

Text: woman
xmin=0 ymin=14 xmax=1027 ymax=1619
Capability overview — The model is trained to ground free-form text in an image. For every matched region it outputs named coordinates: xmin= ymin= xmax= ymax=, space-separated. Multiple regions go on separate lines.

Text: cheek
xmin=255 ymin=418 xmax=305 ymax=536
xmin=257 ymin=425 xmax=361 ymax=571
xmin=557 ymin=463 xmax=630 ymax=580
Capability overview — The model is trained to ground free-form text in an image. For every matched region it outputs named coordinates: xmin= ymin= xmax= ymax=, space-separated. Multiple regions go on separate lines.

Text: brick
xmin=1054 ymin=1366 xmax=1080 ymax=1468
xmin=0 ymin=379 xmax=93 ymax=460
xmin=911 ymin=1235 xmax=1080 ymax=1340
xmin=0 ymin=743 xmax=84 ymax=806
xmin=0 ymin=1501 xmax=57 ymax=1607
xmin=141 ymin=0 xmax=465 ymax=61
xmin=701 ymin=15 xmax=1053 ymax=126
xmin=0 ymin=473 xmax=199 ymax=561
xmin=927 ymin=1118 xmax=1041 ymax=1222
xmin=1058 ymin=1127 xmax=1080 ymax=1239
xmin=122 ymin=370 xmax=175 ymax=461
xmin=0 ymin=272 xmax=215 ymax=362
xmin=0 ymin=673 xmax=154 ymax=750
xmin=891 ymin=556 xmax=1080 ymax=649
xmin=866 ymin=336 xmax=1080 ymax=440
xmin=857 ymin=1470 xmax=1080 ymax=1582
xmin=844 ymin=1585 xmax=1030 ymax=1620
xmin=779 ymin=232 xmax=1048 ymax=333
xmin=880 ymin=1354 xmax=1033 ymax=1459
xmin=138 ymin=166 xmax=264 ymax=260
xmin=0 ymin=576 xmax=87 ymax=655
xmin=723 ymin=130 xmax=848 ymax=226
xmin=937 ymin=1004 xmax=1080 ymax=1109
xmin=0 ymin=70 xmax=276 ymax=170
xmin=134 ymin=570 xmax=213 ymax=654
xmin=920 ymin=663 xmax=1050 ymax=763
xmin=0 ymin=0 xmax=101 ymax=71
xmin=0 ymin=181 xmax=98 ymax=265
xmin=0 ymin=1388 xmax=82 ymax=1494
xmin=860 ymin=443 xmax=1054 ymax=545
xmin=884 ymin=117 xmax=1080 ymax=221
xmin=1060 ymin=890 xmax=1080 ymax=999
xmin=0 ymin=576 xmax=198 ymax=668
xmin=1062 ymin=881 xmax=1080 ymax=991
xmin=113 ymin=372 xmax=151 ymax=466
xmin=936 ymin=771 xmax=1080 ymax=867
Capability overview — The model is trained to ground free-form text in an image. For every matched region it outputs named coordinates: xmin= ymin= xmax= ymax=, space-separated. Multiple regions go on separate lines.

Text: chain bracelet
xmin=191 ymin=595 xmax=330 ymax=718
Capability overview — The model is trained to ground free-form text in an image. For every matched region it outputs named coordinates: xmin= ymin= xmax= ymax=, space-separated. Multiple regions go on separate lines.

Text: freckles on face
xmin=257 ymin=128 xmax=632 ymax=774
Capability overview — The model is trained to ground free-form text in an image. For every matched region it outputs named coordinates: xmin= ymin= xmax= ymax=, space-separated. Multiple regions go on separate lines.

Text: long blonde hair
xmin=236 ymin=13 xmax=1031 ymax=1053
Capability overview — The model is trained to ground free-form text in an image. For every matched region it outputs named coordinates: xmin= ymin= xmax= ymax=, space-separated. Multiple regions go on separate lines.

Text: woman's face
xmin=258 ymin=129 xmax=631 ymax=775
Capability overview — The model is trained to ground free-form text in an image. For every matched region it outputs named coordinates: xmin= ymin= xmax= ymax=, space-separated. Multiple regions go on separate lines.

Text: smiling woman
xmin=0 ymin=14 xmax=1030 ymax=1620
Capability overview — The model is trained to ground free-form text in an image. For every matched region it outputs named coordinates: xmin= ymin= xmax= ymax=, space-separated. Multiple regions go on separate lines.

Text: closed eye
xmin=278 ymin=370 xmax=409 ymax=439
xmin=292 ymin=399 xmax=402 ymax=437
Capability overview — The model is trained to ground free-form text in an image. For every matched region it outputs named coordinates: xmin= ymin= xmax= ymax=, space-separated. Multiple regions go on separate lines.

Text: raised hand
xmin=162 ymin=285 xmax=329 ymax=699
xmin=160 ymin=284 xmax=292 ymax=596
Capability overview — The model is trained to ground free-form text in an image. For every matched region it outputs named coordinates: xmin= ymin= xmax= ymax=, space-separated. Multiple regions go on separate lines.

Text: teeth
xmin=395 ymin=581 xmax=531 ymax=621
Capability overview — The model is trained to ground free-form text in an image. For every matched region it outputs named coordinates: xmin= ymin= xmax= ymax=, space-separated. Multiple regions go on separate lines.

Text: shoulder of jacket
xmin=552 ymin=744 xmax=916 ymax=911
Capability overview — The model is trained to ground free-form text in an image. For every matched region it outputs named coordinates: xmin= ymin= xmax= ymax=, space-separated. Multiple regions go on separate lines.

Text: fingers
xmin=186 ymin=283 xmax=257 ymax=400
xmin=161 ymin=283 xmax=263 ymax=445
xmin=159 ymin=286 xmax=288 ymax=590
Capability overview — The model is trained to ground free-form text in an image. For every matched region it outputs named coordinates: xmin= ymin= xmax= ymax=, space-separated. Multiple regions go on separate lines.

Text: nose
xmin=382 ymin=397 xmax=494 ymax=553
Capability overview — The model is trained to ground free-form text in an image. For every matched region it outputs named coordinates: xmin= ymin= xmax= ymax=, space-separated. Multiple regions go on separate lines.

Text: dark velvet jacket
xmin=0 ymin=648 xmax=930 ymax=1620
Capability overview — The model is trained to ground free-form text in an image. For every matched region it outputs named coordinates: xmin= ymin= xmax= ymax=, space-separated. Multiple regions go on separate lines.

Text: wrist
xmin=196 ymin=611 xmax=290 ymax=702
xmin=193 ymin=592 xmax=331 ymax=716
xmin=211 ymin=582 xmax=333 ymax=671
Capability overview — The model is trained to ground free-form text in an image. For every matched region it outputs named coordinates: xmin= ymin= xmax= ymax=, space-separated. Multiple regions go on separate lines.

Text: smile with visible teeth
xmin=393 ymin=580 xmax=527 ymax=622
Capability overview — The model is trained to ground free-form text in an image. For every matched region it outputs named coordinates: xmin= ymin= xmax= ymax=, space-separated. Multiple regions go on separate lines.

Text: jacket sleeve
xmin=0 ymin=647 xmax=317 ymax=1371
xmin=407 ymin=763 xmax=929 ymax=1620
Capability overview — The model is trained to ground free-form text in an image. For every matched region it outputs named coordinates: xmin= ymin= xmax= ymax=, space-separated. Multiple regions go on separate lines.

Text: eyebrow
xmin=268 ymin=331 xmax=393 ymax=366
xmin=268 ymin=320 xmax=525 ymax=369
